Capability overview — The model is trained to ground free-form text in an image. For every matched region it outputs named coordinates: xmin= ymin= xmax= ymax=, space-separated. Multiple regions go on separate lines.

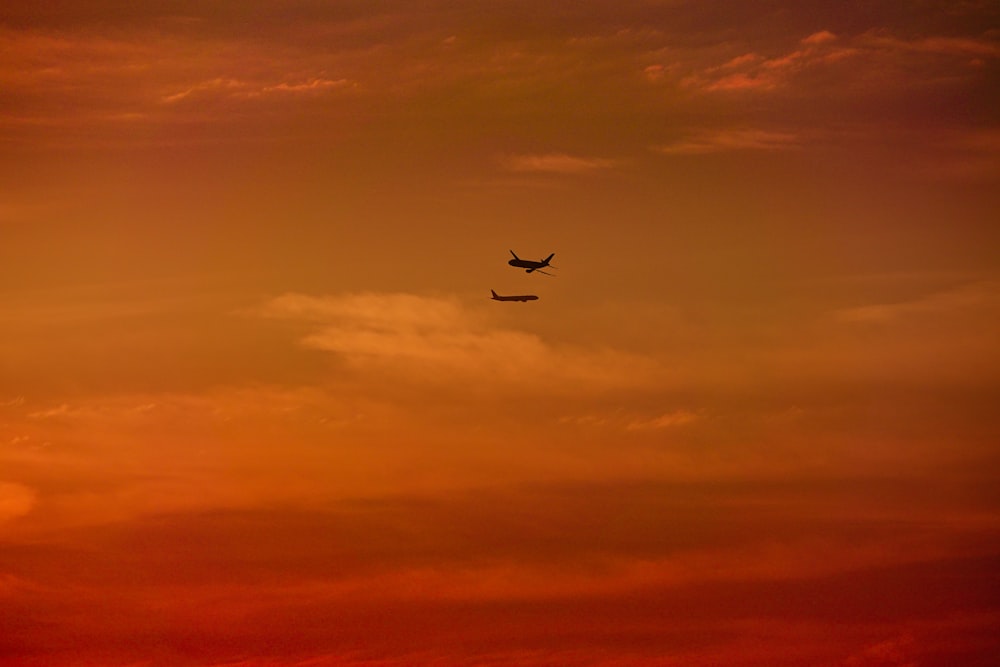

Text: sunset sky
xmin=2 ymin=1 xmax=999 ymax=665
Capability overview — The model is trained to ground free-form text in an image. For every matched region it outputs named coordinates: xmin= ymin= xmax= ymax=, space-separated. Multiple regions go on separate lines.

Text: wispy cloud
xmin=3 ymin=476 xmax=993 ymax=663
xmin=256 ymin=292 xmax=657 ymax=393
xmin=654 ymin=128 xmax=800 ymax=154
xmin=864 ymin=33 xmax=1000 ymax=59
xmin=162 ymin=76 xmax=356 ymax=103
xmin=256 ymin=77 xmax=355 ymax=95
xmin=0 ymin=482 xmax=36 ymax=523
xmin=560 ymin=409 xmax=702 ymax=432
xmin=626 ymin=409 xmax=700 ymax=430
xmin=682 ymin=30 xmax=860 ymax=93
xmin=843 ymin=633 xmax=917 ymax=667
xmin=834 ymin=281 xmax=999 ymax=323
xmin=499 ymin=153 xmax=619 ymax=174
xmin=681 ymin=27 xmax=1000 ymax=98
xmin=909 ymin=127 xmax=1000 ymax=181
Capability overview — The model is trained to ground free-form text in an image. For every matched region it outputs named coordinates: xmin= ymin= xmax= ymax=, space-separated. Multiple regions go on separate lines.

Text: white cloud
xmin=257 ymin=292 xmax=657 ymax=393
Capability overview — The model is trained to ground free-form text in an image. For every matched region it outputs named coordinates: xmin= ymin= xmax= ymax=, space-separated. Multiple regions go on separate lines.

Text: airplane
xmin=491 ymin=289 xmax=538 ymax=302
xmin=508 ymin=250 xmax=556 ymax=275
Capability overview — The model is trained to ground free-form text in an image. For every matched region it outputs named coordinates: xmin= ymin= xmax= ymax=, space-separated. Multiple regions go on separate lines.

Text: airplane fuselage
xmin=508 ymin=251 xmax=555 ymax=273
xmin=491 ymin=290 xmax=538 ymax=302
xmin=508 ymin=259 xmax=546 ymax=271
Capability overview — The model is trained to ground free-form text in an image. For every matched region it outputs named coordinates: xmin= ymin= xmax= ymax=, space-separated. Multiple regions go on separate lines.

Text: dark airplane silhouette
xmin=491 ymin=289 xmax=538 ymax=302
xmin=508 ymin=250 xmax=555 ymax=275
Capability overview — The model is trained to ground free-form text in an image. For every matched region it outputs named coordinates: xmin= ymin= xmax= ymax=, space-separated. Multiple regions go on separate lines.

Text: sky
xmin=1 ymin=1 xmax=999 ymax=665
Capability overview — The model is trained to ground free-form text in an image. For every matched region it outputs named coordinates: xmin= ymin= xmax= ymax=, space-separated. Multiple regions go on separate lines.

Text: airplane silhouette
xmin=508 ymin=250 xmax=555 ymax=275
xmin=491 ymin=289 xmax=538 ymax=302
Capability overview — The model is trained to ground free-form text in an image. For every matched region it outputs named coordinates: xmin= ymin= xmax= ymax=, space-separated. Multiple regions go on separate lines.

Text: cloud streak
xmin=3 ymin=477 xmax=997 ymax=664
xmin=679 ymin=31 xmax=860 ymax=93
xmin=833 ymin=280 xmax=999 ymax=323
xmin=654 ymin=128 xmax=800 ymax=154
xmin=499 ymin=153 xmax=620 ymax=174
xmin=257 ymin=292 xmax=658 ymax=393
xmin=162 ymin=76 xmax=356 ymax=104
xmin=680 ymin=28 xmax=998 ymax=95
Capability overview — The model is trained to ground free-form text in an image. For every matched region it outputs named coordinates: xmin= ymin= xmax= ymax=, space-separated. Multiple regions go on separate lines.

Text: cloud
xmin=864 ymin=33 xmax=1000 ymax=59
xmin=255 ymin=77 xmax=355 ymax=95
xmin=654 ymin=128 xmax=800 ymax=154
xmin=557 ymin=408 xmax=704 ymax=434
xmin=833 ymin=281 xmax=999 ymax=323
xmin=908 ymin=127 xmax=1000 ymax=181
xmin=160 ymin=77 xmax=246 ymax=103
xmin=683 ymin=28 xmax=998 ymax=97
xmin=256 ymin=292 xmax=657 ymax=392
xmin=951 ymin=127 xmax=1000 ymax=153
xmin=642 ymin=63 xmax=666 ymax=81
xmin=0 ymin=482 xmax=36 ymax=522
xmin=802 ymin=30 xmax=838 ymax=46
xmin=626 ymin=410 xmax=700 ymax=430
xmin=499 ymin=153 xmax=619 ymax=174
xmin=682 ymin=30 xmax=860 ymax=93
xmin=162 ymin=76 xmax=355 ymax=103
xmin=843 ymin=633 xmax=917 ymax=667
xmin=754 ymin=278 xmax=1000 ymax=390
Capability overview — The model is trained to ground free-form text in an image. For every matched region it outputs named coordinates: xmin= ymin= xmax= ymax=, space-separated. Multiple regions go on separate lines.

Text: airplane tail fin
xmin=491 ymin=289 xmax=498 ymax=299
xmin=543 ymin=252 xmax=555 ymax=265
xmin=509 ymin=250 xmax=520 ymax=260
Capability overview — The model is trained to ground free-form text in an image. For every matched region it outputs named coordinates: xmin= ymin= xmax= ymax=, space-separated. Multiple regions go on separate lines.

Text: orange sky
xmin=2 ymin=2 xmax=999 ymax=665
